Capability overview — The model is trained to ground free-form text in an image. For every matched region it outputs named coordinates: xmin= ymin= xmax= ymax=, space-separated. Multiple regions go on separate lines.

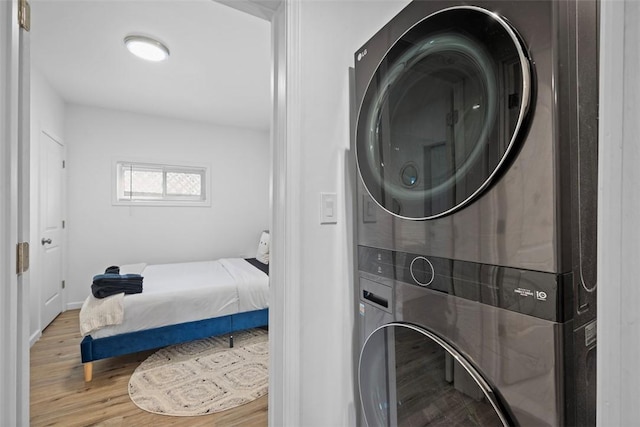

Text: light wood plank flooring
xmin=30 ymin=310 xmax=268 ymax=426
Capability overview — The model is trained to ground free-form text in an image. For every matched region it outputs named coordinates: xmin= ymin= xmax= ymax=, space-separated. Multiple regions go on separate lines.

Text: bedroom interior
xmin=28 ymin=0 xmax=273 ymax=424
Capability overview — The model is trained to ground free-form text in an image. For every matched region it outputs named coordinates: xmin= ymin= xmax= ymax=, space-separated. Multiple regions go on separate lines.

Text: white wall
xmin=293 ymin=1 xmax=409 ymax=425
xmin=29 ymin=67 xmax=66 ymax=344
xmin=597 ymin=0 xmax=640 ymax=425
xmin=64 ymin=105 xmax=270 ymax=307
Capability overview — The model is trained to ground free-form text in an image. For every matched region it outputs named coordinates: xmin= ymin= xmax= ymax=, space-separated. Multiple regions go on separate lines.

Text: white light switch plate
xmin=320 ymin=192 xmax=338 ymax=224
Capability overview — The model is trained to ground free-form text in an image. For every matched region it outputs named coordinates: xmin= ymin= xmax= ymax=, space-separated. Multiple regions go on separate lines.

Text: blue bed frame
xmin=80 ymin=308 xmax=268 ymax=381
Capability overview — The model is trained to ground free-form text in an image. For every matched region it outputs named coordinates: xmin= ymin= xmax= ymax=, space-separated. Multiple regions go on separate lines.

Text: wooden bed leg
xmin=84 ymin=362 xmax=93 ymax=382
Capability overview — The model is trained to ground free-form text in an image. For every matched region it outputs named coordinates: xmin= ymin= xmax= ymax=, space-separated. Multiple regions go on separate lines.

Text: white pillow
xmin=256 ymin=231 xmax=270 ymax=264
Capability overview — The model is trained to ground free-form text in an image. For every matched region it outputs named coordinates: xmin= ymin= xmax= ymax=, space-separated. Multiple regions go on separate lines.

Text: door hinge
xmin=62 ymin=220 xmax=65 ymax=229
xmin=61 ymin=280 xmax=65 ymax=289
xmin=62 ymin=160 xmax=66 ymax=168
xmin=18 ymin=0 xmax=30 ymax=31
xmin=16 ymin=242 xmax=30 ymax=275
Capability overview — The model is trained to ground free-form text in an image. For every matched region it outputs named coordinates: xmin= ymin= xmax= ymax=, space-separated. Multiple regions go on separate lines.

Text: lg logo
xmin=357 ymin=49 xmax=368 ymax=61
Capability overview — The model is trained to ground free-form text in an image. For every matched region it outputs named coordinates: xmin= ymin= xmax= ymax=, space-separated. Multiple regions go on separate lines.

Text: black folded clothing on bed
xmin=104 ymin=265 xmax=120 ymax=274
xmin=91 ymin=273 xmax=143 ymax=299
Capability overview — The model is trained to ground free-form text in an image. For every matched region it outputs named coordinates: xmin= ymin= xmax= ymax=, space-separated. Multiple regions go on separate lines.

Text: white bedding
xmin=80 ymin=258 xmax=269 ymax=338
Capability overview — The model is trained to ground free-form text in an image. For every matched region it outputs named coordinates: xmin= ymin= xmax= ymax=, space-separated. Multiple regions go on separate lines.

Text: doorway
xmin=26 ymin=0 xmax=282 ymax=424
xmin=28 ymin=0 xmax=273 ymax=328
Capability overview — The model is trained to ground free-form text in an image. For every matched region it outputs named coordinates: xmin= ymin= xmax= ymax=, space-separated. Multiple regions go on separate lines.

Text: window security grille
xmin=115 ymin=161 xmax=208 ymax=205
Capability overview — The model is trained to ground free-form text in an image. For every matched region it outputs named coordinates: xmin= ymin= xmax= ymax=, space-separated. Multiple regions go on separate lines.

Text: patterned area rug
xmin=128 ymin=329 xmax=268 ymax=416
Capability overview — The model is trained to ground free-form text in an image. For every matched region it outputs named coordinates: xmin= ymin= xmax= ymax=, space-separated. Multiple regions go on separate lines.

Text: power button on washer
xmin=410 ymin=256 xmax=434 ymax=286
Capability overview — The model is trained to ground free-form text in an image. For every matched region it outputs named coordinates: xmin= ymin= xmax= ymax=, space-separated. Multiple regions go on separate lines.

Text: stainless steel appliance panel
xmin=395 ymin=280 xmax=565 ymax=426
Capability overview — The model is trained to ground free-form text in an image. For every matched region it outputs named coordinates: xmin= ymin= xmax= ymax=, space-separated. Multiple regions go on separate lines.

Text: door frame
xmin=268 ymin=1 xmax=302 ymax=425
xmin=0 ymin=0 xmax=30 ymax=424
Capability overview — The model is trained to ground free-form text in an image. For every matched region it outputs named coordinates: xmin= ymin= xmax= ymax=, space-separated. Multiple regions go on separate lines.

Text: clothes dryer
xmin=354 ymin=1 xmax=598 ymax=426
xmin=355 ymin=0 xmax=598 ymax=278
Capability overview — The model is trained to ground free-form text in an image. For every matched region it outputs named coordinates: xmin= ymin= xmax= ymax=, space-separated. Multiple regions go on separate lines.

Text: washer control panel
xmin=410 ymin=256 xmax=434 ymax=286
xmin=357 ymin=245 xmax=569 ymax=322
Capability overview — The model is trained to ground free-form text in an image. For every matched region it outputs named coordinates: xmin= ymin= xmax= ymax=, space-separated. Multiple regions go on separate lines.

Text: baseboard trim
xmin=29 ymin=330 xmax=42 ymax=347
xmin=66 ymin=301 xmax=83 ymax=310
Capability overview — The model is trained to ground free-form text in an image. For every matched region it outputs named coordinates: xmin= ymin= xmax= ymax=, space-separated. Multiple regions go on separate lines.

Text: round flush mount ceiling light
xmin=124 ymin=35 xmax=170 ymax=62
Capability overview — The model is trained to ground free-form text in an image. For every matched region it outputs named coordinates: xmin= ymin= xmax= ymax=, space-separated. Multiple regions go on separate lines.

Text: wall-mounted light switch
xmin=321 ymin=192 xmax=338 ymax=224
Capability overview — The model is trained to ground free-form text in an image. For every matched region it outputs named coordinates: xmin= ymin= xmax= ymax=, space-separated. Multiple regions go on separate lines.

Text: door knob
xmin=41 ymin=238 xmax=52 ymax=245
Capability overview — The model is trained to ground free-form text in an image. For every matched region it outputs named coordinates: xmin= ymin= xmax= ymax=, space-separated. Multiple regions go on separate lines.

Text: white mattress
xmin=83 ymin=258 xmax=269 ymax=339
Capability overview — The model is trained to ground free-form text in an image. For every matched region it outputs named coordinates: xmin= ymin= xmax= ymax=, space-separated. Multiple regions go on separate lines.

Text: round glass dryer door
xmin=356 ymin=6 xmax=532 ymax=219
xmin=359 ymin=323 xmax=512 ymax=426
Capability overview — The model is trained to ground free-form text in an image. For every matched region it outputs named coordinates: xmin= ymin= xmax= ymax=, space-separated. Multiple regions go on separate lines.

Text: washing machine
xmin=354 ymin=0 xmax=598 ymax=426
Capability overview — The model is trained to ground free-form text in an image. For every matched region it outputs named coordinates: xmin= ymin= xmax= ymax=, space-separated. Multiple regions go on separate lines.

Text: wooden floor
xmin=30 ymin=310 xmax=268 ymax=426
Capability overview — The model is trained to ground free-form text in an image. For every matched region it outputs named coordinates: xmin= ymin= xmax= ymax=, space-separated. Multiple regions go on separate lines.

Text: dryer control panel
xmin=359 ymin=245 xmax=573 ymax=323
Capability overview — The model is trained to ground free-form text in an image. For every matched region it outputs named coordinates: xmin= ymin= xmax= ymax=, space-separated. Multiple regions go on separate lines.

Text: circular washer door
xmin=356 ymin=6 xmax=531 ymax=220
xmin=359 ymin=323 xmax=512 ymax=426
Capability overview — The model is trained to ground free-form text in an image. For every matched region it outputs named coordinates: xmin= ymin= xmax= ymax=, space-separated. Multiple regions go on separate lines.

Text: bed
xmin=79 ymin=256 xmax=269 ymax=381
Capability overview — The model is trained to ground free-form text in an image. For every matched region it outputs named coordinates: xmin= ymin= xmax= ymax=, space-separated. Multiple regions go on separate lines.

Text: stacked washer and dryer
xmin=354 ymin=1 xmax=598 ymax=426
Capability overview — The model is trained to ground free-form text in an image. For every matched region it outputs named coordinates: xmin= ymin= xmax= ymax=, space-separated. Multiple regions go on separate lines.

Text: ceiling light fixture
xmin=124 ymin=35 xmax=170 ymax=62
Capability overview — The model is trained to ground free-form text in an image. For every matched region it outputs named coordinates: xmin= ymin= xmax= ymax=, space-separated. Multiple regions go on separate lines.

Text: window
xmin=114 ymin=161 xmax=209 ymax=206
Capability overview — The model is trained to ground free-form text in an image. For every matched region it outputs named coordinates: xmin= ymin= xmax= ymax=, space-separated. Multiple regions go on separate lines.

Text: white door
xmin=40 ymin=132 xmax=64 ymax=329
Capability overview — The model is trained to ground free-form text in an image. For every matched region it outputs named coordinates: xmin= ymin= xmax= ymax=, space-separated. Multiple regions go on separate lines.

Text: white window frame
xmin=112 ymin=159 xmax=211 ymax=207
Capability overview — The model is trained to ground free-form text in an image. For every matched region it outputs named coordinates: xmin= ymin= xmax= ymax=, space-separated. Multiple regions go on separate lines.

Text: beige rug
xmin=128 ymin=329 xmax=268 ymax=416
